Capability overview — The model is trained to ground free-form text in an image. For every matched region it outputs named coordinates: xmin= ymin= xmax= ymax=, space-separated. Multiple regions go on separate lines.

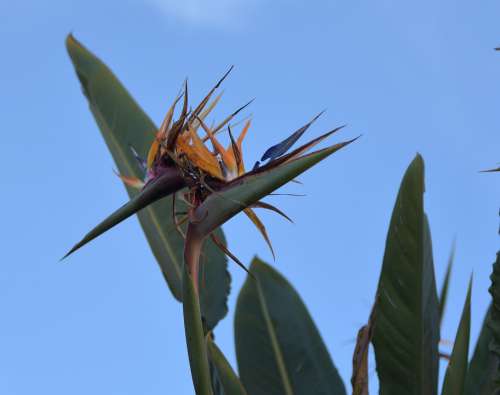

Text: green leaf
xmin=65 ymin=34 xmax=229 ymax=330
xmin=465 ymin=305 xmax=497 ymax=395
xmin=480 ymin=166 xmax=500 ymax=173
xmin=192 ymin=141 xmax=355 ymax=238
xmin=487 ymin=251 xmax=500 ymax=394
xmin=183 ymin=264 xmax=213 ymax=395
xmin=439 ymin=242 xmax=455 ymax=326
xmin=207 ymin=338 xmax=247 ymax=395
xmin=442 ymin=277 xmax=472 ymax=395
xmin=234 ymin=257 xmax=346 ymax=395
xmin=372 ymin=155 xmax=440 ymax=395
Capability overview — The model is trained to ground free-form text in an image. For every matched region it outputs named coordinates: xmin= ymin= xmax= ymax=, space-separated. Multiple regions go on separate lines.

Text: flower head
xmin=64 ymin=69 xmax=357 ymax=270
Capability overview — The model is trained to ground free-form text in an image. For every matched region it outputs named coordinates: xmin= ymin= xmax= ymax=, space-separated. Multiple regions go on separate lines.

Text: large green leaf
xmin=66 ymin=35 xmax=229 ymax=329
xmin=183 ymin=264 xmax=213 ymax=395
xmin=487 ymin=251 xmax=500 ymax=394
xmin=207 ymin=338 xmax=247 ymax=395
xmin=372 ymin=155 xmax=440 ymax=395
xmin=192 ymin=141 xmax=354 ymax=238
xmin=465 ymin=305 xmax=497 ymax=395
xmin=234 ymin=257 xmax=346 ymax=395
xmin=441 ymin=277 xmax=472 ymax=395
xmin=439 ymin=242 xmax=455 ymax=326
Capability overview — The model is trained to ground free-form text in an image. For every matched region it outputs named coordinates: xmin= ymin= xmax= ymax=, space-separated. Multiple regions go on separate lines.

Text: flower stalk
xmin=184 ymin=223 xmax=205 ymax=296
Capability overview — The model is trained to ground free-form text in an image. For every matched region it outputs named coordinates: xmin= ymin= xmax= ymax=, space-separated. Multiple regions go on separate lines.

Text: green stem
xmin=183 ymin=224 xmax=213 ymax=395
xmin=184 ymin=225 xmax=204 ymax=295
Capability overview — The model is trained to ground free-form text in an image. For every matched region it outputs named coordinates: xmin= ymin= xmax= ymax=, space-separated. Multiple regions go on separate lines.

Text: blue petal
xmin=260 ymin=111 xmax=324 ymax=162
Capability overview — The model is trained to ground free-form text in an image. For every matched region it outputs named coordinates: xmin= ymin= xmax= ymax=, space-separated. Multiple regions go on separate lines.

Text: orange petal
xmin=225 ymin=125 xmax=242 ymax=176
xmin=113 ymin=170 xmax=145 ymax=189
xmin=159 ymin=94 xmax=182 ymax=139
xmin=204 ymin=99 xmax=254 ymax=141
xmin=166 ymin=80 xmax=189 ymax=150
xmin=235 ymin=120 xmax=251 ymax=174
xmin=223 ymin=119 xmax=252 ymax=176
xmin=191 ymin=92 xmax=223 ymax=132
xmin=197 ymin=116 xmax=236 ymax=174
xmin=146 ymin=137 xmax=160 ymax=169
xmin=176 ymin=130 xmax=223 ymax=179
xmin=237 ymin=119 xmax=251 ymax=151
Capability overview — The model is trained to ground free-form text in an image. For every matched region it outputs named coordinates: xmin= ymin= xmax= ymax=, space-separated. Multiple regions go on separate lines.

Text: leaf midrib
xmin=91 ymin=102 xmax=182 ymax=284
xmin=256 ymin=281 xmax=294 ymax=395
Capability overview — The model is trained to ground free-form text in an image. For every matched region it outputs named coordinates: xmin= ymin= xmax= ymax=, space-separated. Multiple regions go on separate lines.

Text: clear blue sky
xmin=1 ymin=0 xmax=499 ymax=393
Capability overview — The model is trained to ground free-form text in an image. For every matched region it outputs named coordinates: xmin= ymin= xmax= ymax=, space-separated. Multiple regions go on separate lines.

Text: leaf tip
xmin=413 ymin=152 xmax=425 ymax=167
xmin=60 ymin=247 xmax=76 ymax=262
xmin=65 ymin=32 xmax=84 ymax=58
xmin=65 ymin=32 xmax=76 ymax=48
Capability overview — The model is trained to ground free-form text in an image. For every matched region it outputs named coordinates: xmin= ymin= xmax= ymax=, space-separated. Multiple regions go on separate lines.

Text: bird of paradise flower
xmin=63 ymin=68 xmax=358 ymax=293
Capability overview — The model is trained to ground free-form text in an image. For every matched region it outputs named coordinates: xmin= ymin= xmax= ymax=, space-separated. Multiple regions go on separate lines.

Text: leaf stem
xmin=184 ymin=224 xmax=205 ymax=296
xmin=183 ymin=225 xmax=213 ymax=395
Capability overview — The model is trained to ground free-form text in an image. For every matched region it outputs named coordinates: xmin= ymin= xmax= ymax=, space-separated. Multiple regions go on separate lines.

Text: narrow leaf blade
xmin=439 ymin=242 xmax=455 ymax=326
xmin=442 ymin=277 xmax=472 ymax=395
xmin=487 ymin=251 xmax=500 ymax=393
xmin=207 ymin=338 xmax=248 ymax=395
xmin=464 ymin=304 xmax=497 ymax=395
xmin=480 ymin=167 xmax=500 ymax=173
